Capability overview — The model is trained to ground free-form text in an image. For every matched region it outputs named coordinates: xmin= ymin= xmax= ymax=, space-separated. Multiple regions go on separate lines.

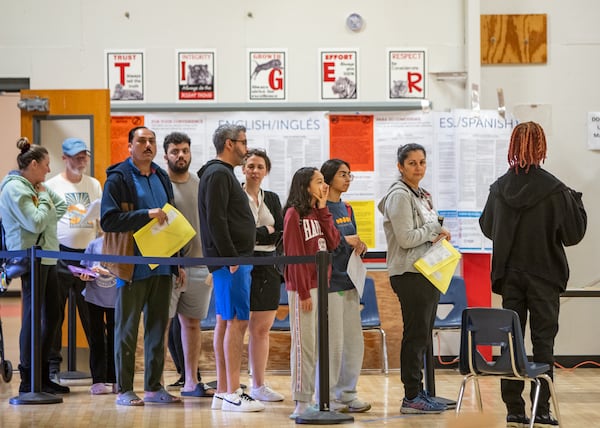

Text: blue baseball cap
xmin=62 ymin=138 xmax=90 ymax=156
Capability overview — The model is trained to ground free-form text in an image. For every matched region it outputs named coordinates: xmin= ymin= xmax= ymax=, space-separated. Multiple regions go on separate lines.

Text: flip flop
xmin=181 ymin=382 xmax=215 ymax=398
xmin=116 ymin=391 xmax=144 ymax=406
xmin=144 ymin=387 xmax=182 ymax=404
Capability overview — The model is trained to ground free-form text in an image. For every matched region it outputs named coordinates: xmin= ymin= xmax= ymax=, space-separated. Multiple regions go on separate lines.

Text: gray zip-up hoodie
xmin=377 ymin=180 xmax=442 ymax=276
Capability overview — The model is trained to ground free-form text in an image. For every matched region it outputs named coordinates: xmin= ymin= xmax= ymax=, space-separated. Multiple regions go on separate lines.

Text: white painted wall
xmin=1 ymin=0 xmax=599 ymax=355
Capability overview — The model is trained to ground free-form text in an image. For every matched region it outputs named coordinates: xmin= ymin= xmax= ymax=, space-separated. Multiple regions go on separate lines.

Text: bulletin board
xmin=110 ymin=105 xmax=516 ymax=253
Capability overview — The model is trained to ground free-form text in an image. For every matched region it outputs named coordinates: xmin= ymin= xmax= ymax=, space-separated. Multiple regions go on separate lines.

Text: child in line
xmin=282 ymin=167 xmax=340 ymax=418
xmin=79 ymin=234 xmax=117 ymax=395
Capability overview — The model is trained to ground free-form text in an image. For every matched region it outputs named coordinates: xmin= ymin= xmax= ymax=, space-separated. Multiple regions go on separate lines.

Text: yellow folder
xmin=413 ymin=239 xmax=461 ymax=294
xmin=133 ymin=203 xmax=196 ymax=269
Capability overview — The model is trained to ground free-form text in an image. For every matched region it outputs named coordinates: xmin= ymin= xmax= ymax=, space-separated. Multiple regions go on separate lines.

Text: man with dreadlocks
xmin=479 ymin=121 xmax=587 ymax=428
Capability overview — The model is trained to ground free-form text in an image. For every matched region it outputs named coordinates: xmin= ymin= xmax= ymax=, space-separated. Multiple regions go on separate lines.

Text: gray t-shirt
xmin=173 ymin=174 xmax=203 ymax=258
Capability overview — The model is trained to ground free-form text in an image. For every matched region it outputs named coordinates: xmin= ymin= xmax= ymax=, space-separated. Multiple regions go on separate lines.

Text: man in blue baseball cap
xmin=62 ymin=138 xmax=91 ymax=157
xmin=46 ymin=137 xmax=102 ymax=387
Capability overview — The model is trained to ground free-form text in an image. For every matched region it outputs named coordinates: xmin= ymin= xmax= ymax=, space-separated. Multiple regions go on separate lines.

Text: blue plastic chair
xmin=434 ymin=276 xmax=467 ymax=330
xmin=200 ymin=288 xmax=217 ymax=331
xmin=271 ymin=282 xmax=290 ymax=331
xmin=360 ymin=277 xmax=388 ymax=374
xmin=455 ymin=308 xmax=561 ymax=427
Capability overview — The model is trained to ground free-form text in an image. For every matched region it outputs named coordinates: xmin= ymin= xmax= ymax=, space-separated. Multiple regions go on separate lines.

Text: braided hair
xmin=507 ymin=121 xmax=547 ymax=174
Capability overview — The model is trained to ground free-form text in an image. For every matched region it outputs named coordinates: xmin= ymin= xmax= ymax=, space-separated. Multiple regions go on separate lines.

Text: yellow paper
xmin=414 ymin=239 xmax=461 ymax=294
xmin=133 ymin=203 xmax=196 ymax=269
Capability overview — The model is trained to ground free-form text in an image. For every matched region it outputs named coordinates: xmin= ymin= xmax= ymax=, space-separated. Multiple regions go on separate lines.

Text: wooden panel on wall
xmin=481 ymin=14 xmax=547 ymax=64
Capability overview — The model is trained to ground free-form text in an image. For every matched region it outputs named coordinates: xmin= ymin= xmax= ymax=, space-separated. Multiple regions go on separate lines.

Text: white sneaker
xmin=340 ymin=398 xmax=371 ymax=413
xmin=222 ymin=388 xmax=265 ymax=412
xmin=211 ymin=393 xmax=223 ymax=410
xmin=329 ymin=400 xmax=349 ymax=412
xmin=250 ymin=384 xmax=284 ymax=402
xmin=289 ymin=401 xmax=311 ymax=419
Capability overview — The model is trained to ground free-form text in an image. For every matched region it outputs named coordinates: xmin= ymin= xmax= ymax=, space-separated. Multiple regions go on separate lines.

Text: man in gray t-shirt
xmin=162 ymin=132 xmax=213 ymax=398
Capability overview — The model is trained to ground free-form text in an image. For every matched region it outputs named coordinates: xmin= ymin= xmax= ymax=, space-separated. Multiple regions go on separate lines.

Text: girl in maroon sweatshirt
xmin=282 ymin=167 xmax=340 ymax=418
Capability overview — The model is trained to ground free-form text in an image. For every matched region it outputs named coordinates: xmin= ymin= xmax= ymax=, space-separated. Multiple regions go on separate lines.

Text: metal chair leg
xmin=529 ymin=378 xmax=542 ymax=428
xmin=455 ymin=375 xmax=474 ymax=413
xmin=473 ymin=378 xmax=483 ymax=411
xmin=540 ymin=374 xmax=562 ymax=427
xmin=380 ymin=328 xmax=388 ymax=375
xmin=455 ymin=378 xmax=468 ymax=413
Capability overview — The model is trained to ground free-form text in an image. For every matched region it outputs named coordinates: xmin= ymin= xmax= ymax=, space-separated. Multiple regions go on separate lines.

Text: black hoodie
xmin=479 ymin=167 xmax=586 ymax=294
xmin=197 ymin=159 xmax=255 ymax=272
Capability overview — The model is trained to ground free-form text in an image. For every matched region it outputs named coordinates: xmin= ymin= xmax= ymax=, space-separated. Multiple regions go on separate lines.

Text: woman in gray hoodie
xmin=377 ymin=143 xmax=450 ymax=415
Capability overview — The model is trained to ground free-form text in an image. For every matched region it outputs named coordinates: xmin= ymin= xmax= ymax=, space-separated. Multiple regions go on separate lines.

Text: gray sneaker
xmin=401 ymin=391 xmax=446 ymax=414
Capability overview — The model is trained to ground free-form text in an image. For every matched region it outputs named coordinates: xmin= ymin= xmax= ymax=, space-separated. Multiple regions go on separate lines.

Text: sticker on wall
xmin=319 ymin=49 xmax=358 ymax=101
xmin=248 ymin=50 xmax=286 ymax=101
xmin=177 ymin=50 xmax=216 ymax=101
xmin=105 ymin=50 xmax=145 ymax=102
xmin=387 ymin=49 xmax=427 ymax=100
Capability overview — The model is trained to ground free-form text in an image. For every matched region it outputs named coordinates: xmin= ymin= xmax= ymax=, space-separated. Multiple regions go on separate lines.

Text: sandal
xmin=116 ymin=391 xmax=144 ymax=406
xmin=144 ymin=387 xmax=181 ymax=404
xmin=181 ymin=382 xmax=215 ymax=398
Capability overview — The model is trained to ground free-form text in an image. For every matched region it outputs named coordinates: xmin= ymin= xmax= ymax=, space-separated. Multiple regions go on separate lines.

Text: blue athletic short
xmin=212 ymin=265 xmax=253 ymax=321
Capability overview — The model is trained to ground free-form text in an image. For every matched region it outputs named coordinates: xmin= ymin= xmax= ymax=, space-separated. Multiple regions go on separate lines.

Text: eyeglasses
xmin=337 ymin=171 xmax=354 ymax=181
xmin=230 ymin=139 xmax=248 ymax=146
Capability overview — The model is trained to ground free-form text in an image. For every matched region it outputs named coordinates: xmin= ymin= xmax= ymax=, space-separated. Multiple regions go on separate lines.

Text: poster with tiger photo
xmin=177 ymin=50 xmax=215 ymax=101
xmin=319 ymin=49 xmax=358 ymax=101
xmin=105 ymin=50 xmax=145 ymax=102
xmin=387 ymin=49 xmax=427 ymax=100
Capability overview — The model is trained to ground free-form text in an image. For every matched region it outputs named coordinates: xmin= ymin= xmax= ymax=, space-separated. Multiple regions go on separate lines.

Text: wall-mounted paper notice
xmin=587 ymin=112 xmax=600 ymax=150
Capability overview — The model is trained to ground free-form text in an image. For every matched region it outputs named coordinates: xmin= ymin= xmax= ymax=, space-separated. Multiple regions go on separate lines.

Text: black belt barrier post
xmin=10 ymin=246 xmax=62 ymax=405
xmin=295 ymin=251 xmax=353 ymax=425
xmin=56 ymin=287 xmax=91 ymax=383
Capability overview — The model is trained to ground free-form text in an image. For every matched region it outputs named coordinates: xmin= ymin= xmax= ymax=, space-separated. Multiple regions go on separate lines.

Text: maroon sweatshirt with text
xmin=283 ymin=206 xmax=340 ymax=300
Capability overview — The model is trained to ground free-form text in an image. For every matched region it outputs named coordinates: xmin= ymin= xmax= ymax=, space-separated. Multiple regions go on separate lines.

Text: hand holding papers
xmin=347 ymin=249 xmax=367 ymax=298
xmin=79 ymin=198 xmax=101 ymax=225
xmin=133 ymin=203 xmax=196 ymax=269
xmin=413 ymin=239 xmax=461 ymax=294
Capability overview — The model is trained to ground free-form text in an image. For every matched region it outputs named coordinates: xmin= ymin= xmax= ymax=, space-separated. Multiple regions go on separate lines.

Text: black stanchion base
xmin=432 ymin=396 xmax=457 ymax=410
xmin=9 ymin=391 xmax=63 ymax=405
xmin=295 ymin=409 xmax=354 ymax=425
xmin=56 ymin=370 xmax=92 ymax=384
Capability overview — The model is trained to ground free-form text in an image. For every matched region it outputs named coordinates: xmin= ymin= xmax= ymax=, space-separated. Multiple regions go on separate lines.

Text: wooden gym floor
xmin=2 ymin=281 xmax=600 ymax=427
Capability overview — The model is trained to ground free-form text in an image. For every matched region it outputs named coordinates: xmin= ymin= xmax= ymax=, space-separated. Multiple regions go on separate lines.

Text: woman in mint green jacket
xmin=0 ymin=138 xmax=67 ymax=395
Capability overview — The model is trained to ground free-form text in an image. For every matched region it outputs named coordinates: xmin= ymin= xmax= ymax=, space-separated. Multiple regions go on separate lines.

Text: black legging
xmin=390 ymin=272 xmax=440 ymax=399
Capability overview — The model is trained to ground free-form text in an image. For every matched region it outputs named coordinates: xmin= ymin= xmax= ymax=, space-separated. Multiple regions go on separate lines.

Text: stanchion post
xmin=295 ymin=251 xmax=353 ymax=425
xmin=10 ymin=246 xmax=62 ymax=405
xmin=31 ymin=246 xmax=41 ymax=393
xmin=316 ymin=250 xmax=331 ymax=411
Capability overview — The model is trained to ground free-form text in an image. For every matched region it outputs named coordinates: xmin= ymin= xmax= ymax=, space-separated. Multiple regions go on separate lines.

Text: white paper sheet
xmin=347 ymin=249 xmax=367 ymax=298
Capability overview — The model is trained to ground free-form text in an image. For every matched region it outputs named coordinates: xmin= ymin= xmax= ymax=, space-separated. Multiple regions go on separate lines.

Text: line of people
xmin=0 ymin=121 xmax=584 ymax=427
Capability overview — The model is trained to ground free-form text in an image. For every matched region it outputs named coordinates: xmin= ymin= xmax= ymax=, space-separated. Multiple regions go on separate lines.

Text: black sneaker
xmin=533 ymin=413 xmax=559 ymax=427
xmin=43 ymin=380 xmax=70 ymax=394
xmin=507 ymin=413 xmax=530 ymax=427
xmin=168 ymin=376 xmax=185 ymax=389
